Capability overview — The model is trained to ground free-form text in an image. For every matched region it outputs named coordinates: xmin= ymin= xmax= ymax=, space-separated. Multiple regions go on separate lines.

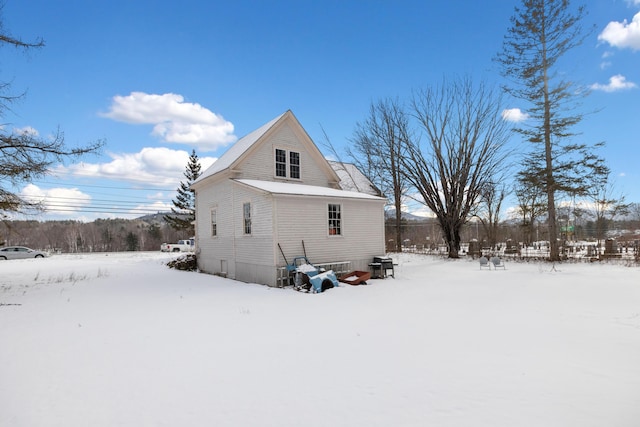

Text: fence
xmin=401 ymin=243 xmax=639 ymax=264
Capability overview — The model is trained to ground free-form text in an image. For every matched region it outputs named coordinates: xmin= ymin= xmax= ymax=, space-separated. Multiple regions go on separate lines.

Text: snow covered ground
xmin=1 ymin=252 xmax=639 ymax=427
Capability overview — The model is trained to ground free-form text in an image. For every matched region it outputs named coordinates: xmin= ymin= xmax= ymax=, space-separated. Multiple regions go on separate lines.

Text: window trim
xmin=328 ymin=203 xmax=342 ymax=236
xmin=289 ymin=151 xmax=300 ymax=179
xmin=275 ymin=148 xmax=287 ymax=178
xmin=210 ymin=207 xmax=218 ymax=237
xmin=243 ymin=202 xmax=252 ymax=235
xmin=274 ymin=147 xmax=301 ymax=180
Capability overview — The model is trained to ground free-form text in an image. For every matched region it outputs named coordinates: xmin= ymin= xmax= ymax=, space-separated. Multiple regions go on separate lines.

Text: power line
xmin=18 ymin=195 xmax=179 ymax=217
xmin=31 ymin=180 xmax=176 ymax=192
xmin=13 ymin=180 xmax=184 ymax=218
xmin=21 ymin=194 xmax=173 ymax=207
xmin=42 ymin=207 xmax=169 ymax=214
xmin=41 ymin=204 xmax=169 ymax=212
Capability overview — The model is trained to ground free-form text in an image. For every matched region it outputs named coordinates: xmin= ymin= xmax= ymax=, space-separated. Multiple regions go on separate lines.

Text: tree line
xmin=0 ymin=216 xmax=188 ymax=253
xmin=387 ymin=205 xmax=640 ymax=253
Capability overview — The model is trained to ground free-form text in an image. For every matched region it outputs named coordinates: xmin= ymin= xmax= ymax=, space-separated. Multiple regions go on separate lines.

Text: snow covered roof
xmin=329 ymin=161 xmax=381 ymax=197
xmin=234 ymin=179 xmax=386 ymax=201
xmin=193 ymin=111 xmax=287 ymax=185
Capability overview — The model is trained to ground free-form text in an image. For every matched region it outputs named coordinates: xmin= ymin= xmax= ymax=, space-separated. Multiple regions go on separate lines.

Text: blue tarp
xmin=307 ymin=270 xmax=339 ymax=293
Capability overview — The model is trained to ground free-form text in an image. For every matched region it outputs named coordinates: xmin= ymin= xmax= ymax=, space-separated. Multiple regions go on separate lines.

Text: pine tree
xmin=495 ymin=0 xmax=604 ymax=261
xmin=164 ymin=150 xmax=201 ymax=235
xmin=125 ymin=231 xmax=139 ymax=251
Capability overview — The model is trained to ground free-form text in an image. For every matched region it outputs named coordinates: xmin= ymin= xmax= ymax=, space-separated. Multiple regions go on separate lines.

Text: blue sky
xmin=2 ymin=0 xmax=639 ymax=221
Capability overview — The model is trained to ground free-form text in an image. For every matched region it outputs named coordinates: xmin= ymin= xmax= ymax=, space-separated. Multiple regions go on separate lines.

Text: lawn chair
xmin=479 ymin=256 xmax=491 ymax=270
xmin=490 ymin=256 xmax=506 ymax=270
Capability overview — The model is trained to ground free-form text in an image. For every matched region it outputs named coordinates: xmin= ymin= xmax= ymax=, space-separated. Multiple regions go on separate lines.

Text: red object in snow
xmin=338 ymin=271 xmax=371 ymax=286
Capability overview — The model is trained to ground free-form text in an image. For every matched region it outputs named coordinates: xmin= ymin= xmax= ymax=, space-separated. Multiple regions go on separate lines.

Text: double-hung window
xmin=289 ymin=151 xmax=300 ymax=179
xmin=275 ymin=148 xmax=301 ymax=179
xmin=275 ymin=149 xmax=287 ymax=178
xmin=211 ymin=208 xmax=218 ymax=237
xmin=243 ymin=202 xmax=252 ymax=235
xmin=328 ymin=204 xmax=341 ymax=236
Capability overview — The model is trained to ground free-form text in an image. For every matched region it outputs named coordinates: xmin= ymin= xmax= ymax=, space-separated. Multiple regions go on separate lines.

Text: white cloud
xmin=406 ymin=206 xmax=436 ymax=219
xmin=20 ymin=184 xmax=92 ymax=216
xmin=501 ymin=108 xmax=529 ymax=122
xmin=130 ymin=200 xmax=172 ymax=216
xmin=55 ymin=147 xmax=217 ymax=188
xmin=147 ymin=192 xmax=167 ymax=200
xmin=19 ymin=183 xmax=185 ymax=221
xmin=17 ymin=149 xmax=219 ymax=221
xmin=598 ymin=12 xmax=640 ymax=51
xmin=13 ymin=126 xmax=40 ymax=136
xmin=101 ymin=92 xmax=237 ymax=151
xmin=590 ymin=74 xmax=638 ymax=92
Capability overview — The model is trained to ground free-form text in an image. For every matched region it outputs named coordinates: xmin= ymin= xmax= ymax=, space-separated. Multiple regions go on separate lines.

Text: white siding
xmin=193 ymin=112 xmax=386 ymax=287
xmin=195 ymin=179 xmax=278 ymax=285
xmin=231 ymin=183 xmax=275 ymax=279
xmin=195 ymin=178 xmax=237 ymax=278
xmin=274 ymin=195 xmax=386 ymax=272
xmin=197 ymin=178 xmax=385 ymax=285
xmin=236 ymin=123 xmax=332 ymax=187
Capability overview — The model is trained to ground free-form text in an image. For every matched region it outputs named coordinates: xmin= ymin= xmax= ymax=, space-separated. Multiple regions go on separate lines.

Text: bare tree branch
xmin=0 ymin=12 xmax=104 ymax=216
xmin=402 ymin=77 xmax=511 ymax=258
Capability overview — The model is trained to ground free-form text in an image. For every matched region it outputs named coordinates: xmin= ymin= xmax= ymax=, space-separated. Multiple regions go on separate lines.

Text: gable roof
xmin=192 ymin=110 xmax=341 ymax=188
xmin=193 ymin=111 xmax=287 ymax=185
xmin=234 ymin=179 xmax=386 ymax=201
xmin=329 ymin=161 xmax=382 ymax=197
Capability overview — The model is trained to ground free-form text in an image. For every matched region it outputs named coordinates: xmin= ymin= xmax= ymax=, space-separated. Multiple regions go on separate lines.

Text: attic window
xmin=275 ymin=149 xmax=287 ymax=177
xmin=289 ymin=151 xmax=300 ymax=179
xmin=275 ymin=148 xmax=300 ymax=179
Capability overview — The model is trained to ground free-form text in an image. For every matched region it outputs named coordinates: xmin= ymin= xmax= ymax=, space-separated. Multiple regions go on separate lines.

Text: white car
xmin=0 ymin=246 xmax=48 ymax=260
xmin=160 ymin=239 xmax=195 ymax=252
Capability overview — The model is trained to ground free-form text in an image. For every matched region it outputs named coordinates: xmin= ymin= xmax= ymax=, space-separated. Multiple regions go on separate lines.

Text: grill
xmin=369 ymin=256 xmax=395 ymax=278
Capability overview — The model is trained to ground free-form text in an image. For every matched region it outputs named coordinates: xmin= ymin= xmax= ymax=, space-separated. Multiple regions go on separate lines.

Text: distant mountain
xmin=136 ymin=212 xmax=172 ymax=223
xmin=385 ymin=210 xmax=430 ymax=222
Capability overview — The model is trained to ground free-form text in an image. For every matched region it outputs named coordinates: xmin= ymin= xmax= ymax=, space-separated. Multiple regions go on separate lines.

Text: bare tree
xmin=402 ymin=78 xmax=511 ymax=258
xmin=476 ymin=181 xmax=508 ymax=250
xmin=587 ymin=167 xmax=629 ymax=247
xmin=630 ymin=203 xmax=640 ymax=228
xmin=495 ymin=0 xmax=605 ymax=261
xmin=350 ymin=98 xmax=411 ymax=252
xmin=0 ymin=13 xmax=103 ymax=217
xmin=513 ymin=168 xmax=548 ymax=245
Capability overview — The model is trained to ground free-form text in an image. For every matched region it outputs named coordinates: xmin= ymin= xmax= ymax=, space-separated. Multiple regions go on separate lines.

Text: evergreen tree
xmin=125 ymin=231 xmax=139 ymax=251
xmin=164 ymin=149 xmax=201 ymax=235
xmin=495 ymin=0 xmax=605 ymax=261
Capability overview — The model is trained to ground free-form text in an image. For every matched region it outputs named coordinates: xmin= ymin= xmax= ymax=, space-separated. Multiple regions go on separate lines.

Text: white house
xmin=190 ymin=110 xmax=387 ymax=287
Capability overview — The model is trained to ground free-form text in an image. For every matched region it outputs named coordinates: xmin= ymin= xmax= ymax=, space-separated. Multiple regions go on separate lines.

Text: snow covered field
xmin=1 ymin=252 xmax=639 ymax=427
